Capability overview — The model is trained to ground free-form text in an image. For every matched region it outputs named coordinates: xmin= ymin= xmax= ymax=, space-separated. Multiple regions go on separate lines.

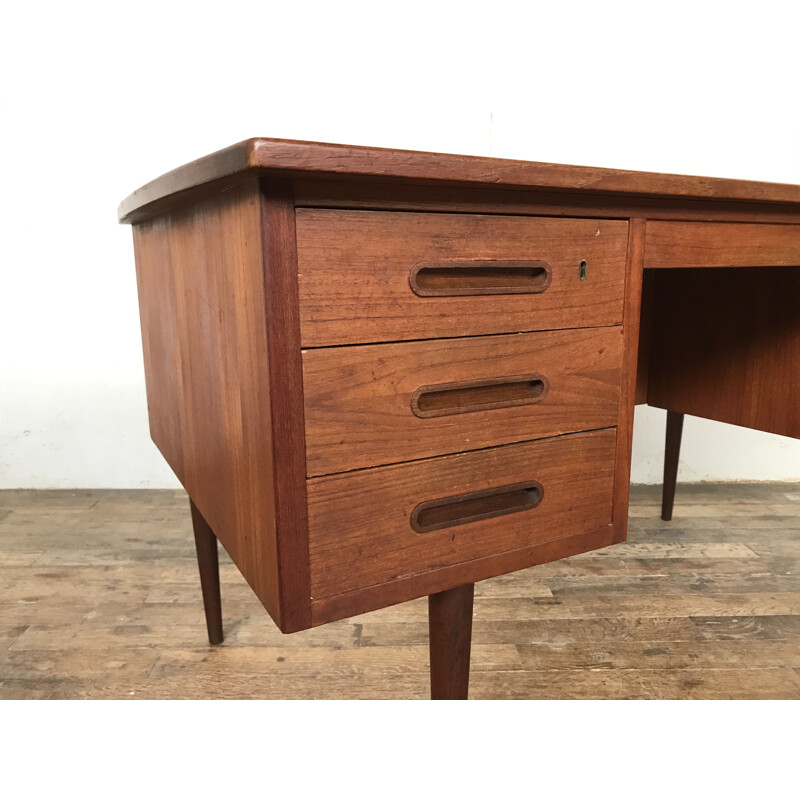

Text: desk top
xmin=118 ymin=137 xmax=800 ymax=224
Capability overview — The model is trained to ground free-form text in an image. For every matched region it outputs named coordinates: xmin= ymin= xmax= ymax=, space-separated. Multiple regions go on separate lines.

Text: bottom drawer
xmin=307 ymin=427 xmax=617 ymax=599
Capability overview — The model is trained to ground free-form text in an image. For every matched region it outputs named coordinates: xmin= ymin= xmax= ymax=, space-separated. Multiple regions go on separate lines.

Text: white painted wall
xmin=2 ymin=1 xmax=799 ymax=488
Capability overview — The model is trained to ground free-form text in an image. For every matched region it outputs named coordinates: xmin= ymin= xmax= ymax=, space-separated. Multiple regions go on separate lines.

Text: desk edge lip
xmin=118 ymin=137 xmax=800 ymax=224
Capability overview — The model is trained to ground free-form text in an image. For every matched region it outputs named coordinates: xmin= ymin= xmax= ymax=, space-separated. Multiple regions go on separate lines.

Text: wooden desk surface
xmin=119 ymin=137 xmax=800 ymax=224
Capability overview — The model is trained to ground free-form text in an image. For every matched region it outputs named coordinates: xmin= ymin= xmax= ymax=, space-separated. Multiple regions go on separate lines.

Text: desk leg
xmin=428 ymin=583 xmax=474 ymax=700
xmin=662 ymin=411 xmax=684 ymax=521
xmin=190 ymin=500 xmax=224 ymax=645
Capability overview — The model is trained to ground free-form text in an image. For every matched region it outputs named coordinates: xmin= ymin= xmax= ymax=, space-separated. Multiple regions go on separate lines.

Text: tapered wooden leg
xmin=428 ymin=583 xmax=474 ymax=700
xmin=662 ymin=410 xmax=685 ymax=522
xmin=190 ymin=500 xmax=223 ymax=645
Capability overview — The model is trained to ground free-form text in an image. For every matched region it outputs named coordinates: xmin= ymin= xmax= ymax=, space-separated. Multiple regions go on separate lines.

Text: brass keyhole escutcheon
xmin=579 ymin=259 xmax=588 ymax=281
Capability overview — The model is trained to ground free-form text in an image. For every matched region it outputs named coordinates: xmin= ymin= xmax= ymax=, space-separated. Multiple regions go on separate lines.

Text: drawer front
xmin=644 ymin=221 xmax=800 ymax=268
xmin=307 ymin=428 xmax=616 ymax=599
xmin=296 ymin=210 xmax=628 ymax=346
xmin=303 ymin=327 xmax=623 ymax=476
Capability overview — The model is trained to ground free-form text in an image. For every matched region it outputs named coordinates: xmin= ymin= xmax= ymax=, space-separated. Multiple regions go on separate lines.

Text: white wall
xmin=2 ymin=1 xmax=799 ymax=488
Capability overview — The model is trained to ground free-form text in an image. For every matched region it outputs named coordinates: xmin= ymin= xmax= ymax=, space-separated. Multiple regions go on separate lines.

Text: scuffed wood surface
xmin=1 ymin=486 xmax=799 ymax=699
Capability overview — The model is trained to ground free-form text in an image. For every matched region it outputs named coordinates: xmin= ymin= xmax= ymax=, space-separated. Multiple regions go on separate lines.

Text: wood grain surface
xmin=303 ymin=327 xmax=623 ymax=475
xmin=645 ymin=221 xmax=800 ymax=267
xmin=2 ymin=486 xmax=798 ymax=699
xmin=429 ymin=584 xmax=474 ymax=700
xmin=647 ymin=267 xmax=800 ymax=438
xmin=257 ymin=180 xmax=312 ymax=631
xmin=306 ymin=429 xmax=617 ymax=601
xmin=310 ymin=524 xmax=616 ymax=626
xmin=189 ymin=500 xmax=223 ymax=645
xmin=296 ymin=210 xmax=627 ymax=346
xmin=293 ymin=178 xmax=800 ymax=225
xmin=131 ymin=180 xmax=311 ymax=632
xmin=612 ymin=218 xmax=646 ymax=542
xmin=118 ymin=137 xmax=800 ymax=224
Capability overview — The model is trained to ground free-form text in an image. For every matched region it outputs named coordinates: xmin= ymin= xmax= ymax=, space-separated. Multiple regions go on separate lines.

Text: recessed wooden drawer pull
xmin=411 ymin=481 xmax=544 ymax=533
xmin=411 ymin=374 xmax=549 ymax=418
xmin=409 ymin=260 xmax=552 ymax=296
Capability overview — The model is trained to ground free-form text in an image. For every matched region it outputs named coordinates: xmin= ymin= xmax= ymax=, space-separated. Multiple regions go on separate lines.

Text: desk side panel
xmin=131 ymin=180 xmax=310 ymax=631
xmin=647 ymin=266 xmax=800 ymax=437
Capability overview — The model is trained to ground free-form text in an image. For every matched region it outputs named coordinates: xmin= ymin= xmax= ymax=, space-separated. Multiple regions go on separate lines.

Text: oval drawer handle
xmin=409 ymin=260 xmax=552 ymax=296
xmin=411 ymin=374 xmax=549 ymax=418
xmin=411 ymin=481 xmax=544 ymax=533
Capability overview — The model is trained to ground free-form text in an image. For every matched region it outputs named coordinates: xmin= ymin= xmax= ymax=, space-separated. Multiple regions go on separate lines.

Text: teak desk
xmin=119 ymin=139 xmax=800 ymax=699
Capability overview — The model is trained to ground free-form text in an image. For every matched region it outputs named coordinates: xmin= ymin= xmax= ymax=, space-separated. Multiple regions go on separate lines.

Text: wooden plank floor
xmin=1 ymin=485 xmax=799 ymax=699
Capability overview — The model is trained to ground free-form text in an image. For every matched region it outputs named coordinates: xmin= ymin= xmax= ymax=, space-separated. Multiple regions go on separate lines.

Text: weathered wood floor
xmin=1 ymin=485 xmax=798 ymax=699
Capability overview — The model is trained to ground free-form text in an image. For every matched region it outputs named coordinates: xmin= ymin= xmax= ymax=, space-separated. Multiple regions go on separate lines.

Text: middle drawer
xmin=303 ymin=327 xmax=623 ymax=476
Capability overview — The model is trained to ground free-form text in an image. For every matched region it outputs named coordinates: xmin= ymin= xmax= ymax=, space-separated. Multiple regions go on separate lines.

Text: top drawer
xmin=296 ymin=210 xmax=628 ymax=346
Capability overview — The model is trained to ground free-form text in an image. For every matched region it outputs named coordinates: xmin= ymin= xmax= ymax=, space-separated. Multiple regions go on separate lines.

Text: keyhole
xmin=579 ymin=259 xmax=588 ymax=281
